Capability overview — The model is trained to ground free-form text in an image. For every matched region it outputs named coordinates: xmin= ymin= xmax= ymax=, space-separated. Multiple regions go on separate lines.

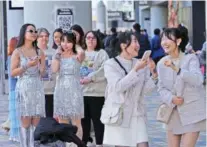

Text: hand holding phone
xmin=142 ymin=50 xmax=152 ymax=61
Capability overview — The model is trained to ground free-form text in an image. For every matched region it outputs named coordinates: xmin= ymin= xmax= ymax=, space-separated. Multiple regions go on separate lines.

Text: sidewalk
xmin=0 ymin=89 xmax=206 ymax=147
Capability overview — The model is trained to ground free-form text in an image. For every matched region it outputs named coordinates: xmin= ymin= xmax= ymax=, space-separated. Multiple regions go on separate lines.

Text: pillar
xmin=96 ymin=0 xmax=106 ymax=32
xmin=150 ymin=5 xmax=168 ymax=36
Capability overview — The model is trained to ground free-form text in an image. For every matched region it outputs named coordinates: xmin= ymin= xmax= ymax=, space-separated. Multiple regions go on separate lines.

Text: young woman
xmin=80 ymin=31 xmax=109 ymax=146
xmin=71 ymin=24 xmax=84 ymax=52
xmin=52 ymin=28 xmax=63 ymax=50
xmin=11 ymin=23 xmax=45 ymax=147
xmin=52 ymin=31 xmax=85 ymax=139
xmin=37 ymin=28 xmax=56 ymax=117
xmin=103 ymin=32 xmax=157 ymax=147
xmin=157 ymin=28 xmax=206 ymax=147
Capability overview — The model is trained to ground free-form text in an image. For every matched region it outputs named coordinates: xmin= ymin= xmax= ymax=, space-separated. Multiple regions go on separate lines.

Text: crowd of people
xmin=0 ymin=22 xmax=206 ymax=147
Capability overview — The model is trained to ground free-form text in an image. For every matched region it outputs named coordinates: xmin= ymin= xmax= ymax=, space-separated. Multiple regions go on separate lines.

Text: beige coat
xmin=104 ymin=57 xmax=156 ymax=128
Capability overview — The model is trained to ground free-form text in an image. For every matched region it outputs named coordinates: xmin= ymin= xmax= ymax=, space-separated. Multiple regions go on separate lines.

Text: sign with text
xmin=56 ymin=8 xmax=74 ymax=31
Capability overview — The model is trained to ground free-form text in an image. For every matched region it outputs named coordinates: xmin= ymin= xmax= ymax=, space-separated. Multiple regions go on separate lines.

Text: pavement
xmin=0 ymin=89 xmax=206 ymax=147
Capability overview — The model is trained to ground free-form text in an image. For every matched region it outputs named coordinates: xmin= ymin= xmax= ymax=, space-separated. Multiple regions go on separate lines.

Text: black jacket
xmin=34 ymin=117 xmax=85 ymax=147
xmin=134 ymin=32 xmax=151 ymax=59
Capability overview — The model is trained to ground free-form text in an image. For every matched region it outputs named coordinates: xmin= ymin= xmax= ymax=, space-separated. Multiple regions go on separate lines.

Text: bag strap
xmin=114 ymin=57 xmax=128 ymax=75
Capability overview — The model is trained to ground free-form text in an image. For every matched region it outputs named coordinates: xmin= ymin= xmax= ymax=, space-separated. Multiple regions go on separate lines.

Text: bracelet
xmin=177 ymin=68 xmax=181 ymax=75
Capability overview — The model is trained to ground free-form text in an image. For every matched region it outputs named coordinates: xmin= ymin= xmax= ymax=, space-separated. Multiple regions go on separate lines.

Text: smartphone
xmin=142 ymin=50 xmax=152 ymax=61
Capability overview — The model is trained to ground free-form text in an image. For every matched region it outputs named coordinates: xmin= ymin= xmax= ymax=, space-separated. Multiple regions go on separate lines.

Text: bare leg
xmin=72 ymin=119 xmax=83 ymax=139
xmin=167 ymin=131 xmax=181 ymax=147
xmin=182 ymin=132 xmax=199 ymax=147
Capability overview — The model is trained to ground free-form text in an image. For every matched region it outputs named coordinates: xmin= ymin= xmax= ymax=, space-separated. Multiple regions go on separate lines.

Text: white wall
xmin=24 ymin=1 xmax=92 ymax=47
xmin=6 ymin=1 xmax=24 ymax=42
xmin=150 ymin=6 xmax=167 ymax=36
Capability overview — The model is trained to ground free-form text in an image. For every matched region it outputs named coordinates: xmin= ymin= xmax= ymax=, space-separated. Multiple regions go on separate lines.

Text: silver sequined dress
xmin=54 ymin=57 xmax=84 ymax=119
xmin=15 ymin=49 xmax=45 ymax=117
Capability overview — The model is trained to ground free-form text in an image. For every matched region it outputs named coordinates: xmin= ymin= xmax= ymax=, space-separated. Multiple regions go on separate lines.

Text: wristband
xmin=177 ymin=68 xmax=181 ymax=75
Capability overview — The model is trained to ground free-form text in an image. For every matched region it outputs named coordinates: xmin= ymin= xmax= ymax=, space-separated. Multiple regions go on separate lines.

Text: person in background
xmin=104 ymin=27 xmax=117 ymax=48
xmin=143 ymin=29 xmax=149 ymax=38
xmin=7 ymin=37 xmax=20 ymax=142
xmin=1 ymin=37 xmax=19 ymax=133
xmin=157 ymin=28 xmax=206 ymax=147
xmin=132 ymin=23 xmax=151 ymax=59
xmin=81 ymin=31 xmax=109 ymax=147
xmin=197 ymin=31 xmax=206 ymax=85
xmin=37 ymin=28 xmax=56 ymax=118
xmin=11 ymin=23 xmax=46 ymax=147
xmin=71 ymin=24 xmax=85 ymax=52
xmin=52 ymin=28 xmax=63 ymax=50
xmin=151 ymin=28 xmax=165 ymax=64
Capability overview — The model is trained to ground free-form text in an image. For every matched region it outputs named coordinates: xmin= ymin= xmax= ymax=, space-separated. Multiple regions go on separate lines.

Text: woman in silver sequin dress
xmin=11 ymin=24 xmax=45 ymax=147
xmin=52 ymin=31 xmax=85 ymax=139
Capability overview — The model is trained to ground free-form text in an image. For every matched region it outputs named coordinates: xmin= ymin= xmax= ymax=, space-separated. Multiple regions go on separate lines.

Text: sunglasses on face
xmin=27 ymin=30 xmax=38 ymax=34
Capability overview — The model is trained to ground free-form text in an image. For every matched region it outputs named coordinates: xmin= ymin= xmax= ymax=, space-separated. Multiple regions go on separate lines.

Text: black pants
xmin=81 ymin=96 xmax=105 ymax=145
xmin=45 ymin=94 xmax=54 ymax=117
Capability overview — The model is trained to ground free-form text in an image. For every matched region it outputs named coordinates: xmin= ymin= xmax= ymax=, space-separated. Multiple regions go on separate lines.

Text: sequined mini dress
xmin=54 ymin=56 xmax=84 ymax=119
xmin=15 ymin=48 xmax=45 ymax=117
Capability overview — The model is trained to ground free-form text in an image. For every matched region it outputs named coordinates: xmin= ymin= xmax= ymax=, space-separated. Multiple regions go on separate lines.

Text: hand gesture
xmin=134 ymin=59 xmax=147 ymax=71
xmin=27 ymin=57 xmax=39 ymax=67
xmin=164 ymin=59 xmax=174 ymax=67
xmin=172 ymin=96 xmax=184 ymax=105
xmin=80 ymin=77 xmax=92 ymax=85
xmin=56 ymin=47 xmax=63 ymax=54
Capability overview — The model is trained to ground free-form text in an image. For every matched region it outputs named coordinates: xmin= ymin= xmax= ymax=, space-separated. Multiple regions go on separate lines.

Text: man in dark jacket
xmin=104 ymin=27 xmax=117 ymax=48
xmin=132 ymin=23 xmax=151 ymax=59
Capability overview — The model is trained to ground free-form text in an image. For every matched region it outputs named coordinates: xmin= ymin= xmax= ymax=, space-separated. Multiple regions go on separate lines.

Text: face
xmin=54 ymin=32 xmax=62 ymax=46
xmin=25 ymin=25 xmax=37 ymax=42
xmin=37 ymin=32 xmax=49 ymax=46
xmin=72 ymin=30 xmax=80 ymax=44
xmin=61 ymin=36 xmax=74 ymax=52
xmin=125 ymin=35 xmax=140 ymax=57
xmin=161 ymin=34 xmax=178 ymax=54
xmin=85 ymin=32 xmax=97 ymax=50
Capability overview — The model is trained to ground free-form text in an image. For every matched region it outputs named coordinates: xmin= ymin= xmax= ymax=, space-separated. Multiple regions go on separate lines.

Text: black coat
xmin=34 ymin=117 xmax=85 ymax=147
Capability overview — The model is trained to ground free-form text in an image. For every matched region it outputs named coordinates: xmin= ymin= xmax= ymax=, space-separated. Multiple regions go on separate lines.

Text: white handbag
xmin=156 ymin=103 xmax=173 ymax=124
xmin=100 ymin=103 xmax=123 ymax=126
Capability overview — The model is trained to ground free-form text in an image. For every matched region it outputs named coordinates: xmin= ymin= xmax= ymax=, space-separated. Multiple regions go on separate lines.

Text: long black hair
xmin=161 ymin=27 xmax=189 ymax=52
xmin=52 ymin=28 xmax=63 ymax=49
xmin=111 ymin=32 xmax=135 ymax=54
xmin=60 ymin=31 xmax=77 ymax=54
xmin=16 ymin=23 xmax=37 ymax=49
xmin=83 ymin=31 xmax=102 ymax=51
xmin=70 ymin=24 xmax=84 ymax=46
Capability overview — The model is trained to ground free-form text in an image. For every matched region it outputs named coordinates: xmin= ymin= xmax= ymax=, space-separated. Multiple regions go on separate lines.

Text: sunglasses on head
xmin=27 ymin=30 xmax=37 ymax=34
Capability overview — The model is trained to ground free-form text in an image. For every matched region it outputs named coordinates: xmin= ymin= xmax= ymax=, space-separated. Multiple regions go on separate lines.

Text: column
xmin=96 ymin=0 xmax=106 ymax=32
xmin=150 ymin=5 xmax=168 ymax=36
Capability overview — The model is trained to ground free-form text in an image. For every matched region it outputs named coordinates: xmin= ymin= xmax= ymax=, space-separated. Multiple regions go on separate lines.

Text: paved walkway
xmin=0 ymin=89 xmax=206 ymax=147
